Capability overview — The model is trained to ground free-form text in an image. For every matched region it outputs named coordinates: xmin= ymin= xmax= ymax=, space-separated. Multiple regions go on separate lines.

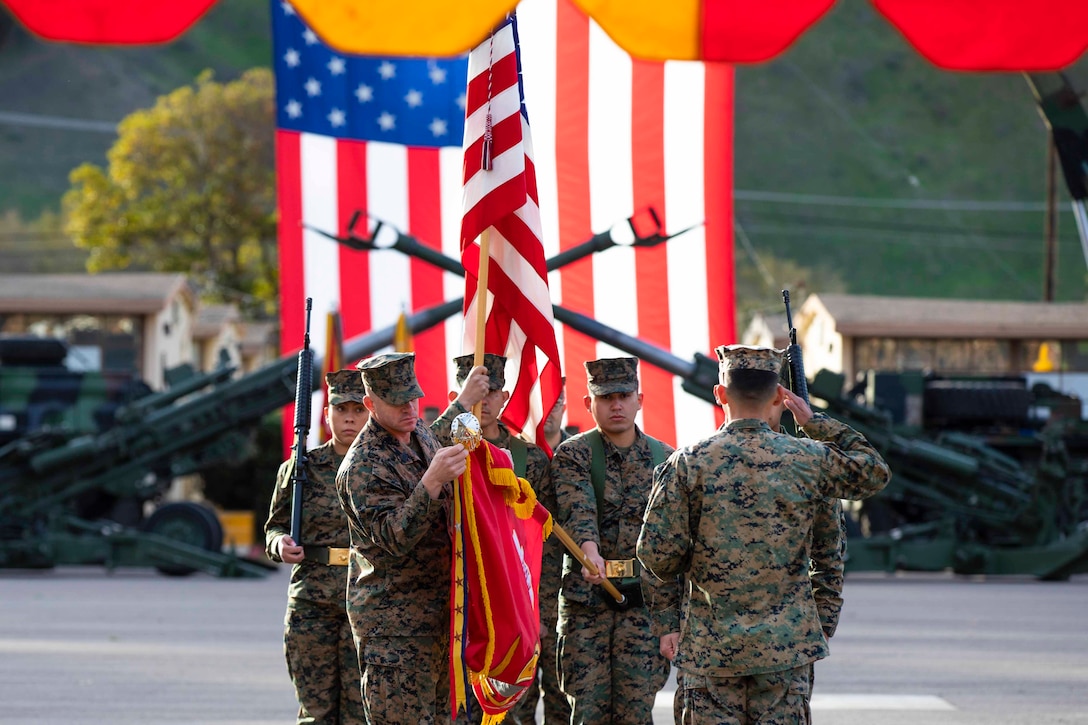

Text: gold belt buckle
xmin=604 ymin=559 xmax=635 ymax=578
xmin=327 ymin=547 xmax=350 ymax=566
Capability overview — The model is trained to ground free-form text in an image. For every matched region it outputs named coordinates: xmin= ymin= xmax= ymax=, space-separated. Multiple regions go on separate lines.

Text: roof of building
xmin=239 ymin=320 xmax=278 ymax=355
xmin=0 ymin=273 xmax=194 ymax=314
xmin=193 ymin=304 xmax=241 ymax=339
xmin=804 ymin=293 xmax=1088 ymax=338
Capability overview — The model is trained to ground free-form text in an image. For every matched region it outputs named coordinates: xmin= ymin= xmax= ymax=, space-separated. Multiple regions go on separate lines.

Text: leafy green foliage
xmin=62 ymin=69 xmax=277 ymax=317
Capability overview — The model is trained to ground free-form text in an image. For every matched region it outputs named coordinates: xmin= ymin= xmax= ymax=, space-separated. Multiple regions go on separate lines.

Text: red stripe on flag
xmin=407 ymin=147 xmax=450 ymax=409
xmin=276 ymin=129 xmax=304 ymax=454
xmin=336 ymin=139 xmax=371 ymax=343
xmin=462 ymin=173 xmax=529 ymax=244
xmin=555 ymin=1 xmax=594 ymax=434
xmin=462 ymin=111 xmax=525 ymax=179
xmin=630 ymin=59 xmax=676 ymax=444
xmin=705 ymin=62 xmax=735 ymax=428
xmin=460 ymin=16 xmax=561 ymax=449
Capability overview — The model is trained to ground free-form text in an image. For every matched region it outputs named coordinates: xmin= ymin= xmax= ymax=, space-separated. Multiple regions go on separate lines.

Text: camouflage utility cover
xmin=584 ymin=357 xmax=639 ymax=396
xmin=325 ymin=369 xmax=365 ymax=405
xmin=356 ymin=352 xmax=424 ymax=405
xmin=453 ymin=353 xmax=506 ymax=389
xmin=715 ymin=344 xmax=784 ymax=375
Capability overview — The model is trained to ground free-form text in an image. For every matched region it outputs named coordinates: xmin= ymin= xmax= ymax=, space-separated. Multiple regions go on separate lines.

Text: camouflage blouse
xmin=552 ymin=427 xmax=675 ymax=619
xmin=336 ymin=416 xmax=450 ymax=638
xmin=637 ymin=413 xmax=889 ymax=677
xmin=264 ymin=439 xmax=350 ymax=605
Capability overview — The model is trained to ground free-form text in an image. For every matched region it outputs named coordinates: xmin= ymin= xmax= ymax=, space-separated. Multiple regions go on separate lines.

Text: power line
xmin=734 ymin=189 xmax=1063 ymax=212
xmin=0 ymin=111 xmax=117 ymax=134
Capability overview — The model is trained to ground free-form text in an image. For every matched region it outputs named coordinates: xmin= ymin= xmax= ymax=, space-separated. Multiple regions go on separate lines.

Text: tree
xmin=63 ymin=68 xmax=277 ymax=317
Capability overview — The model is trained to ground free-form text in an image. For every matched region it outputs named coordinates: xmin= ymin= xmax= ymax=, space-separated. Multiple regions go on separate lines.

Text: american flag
xmin=460 ymin=14 xmax=561 ymax=450
xmin=512 ymin=0 xmax=735 ymax=445
xmin=272 ymin=0 xmax=469 ymax=448
xmin=273 ymin=0 xmax=734 ymax=450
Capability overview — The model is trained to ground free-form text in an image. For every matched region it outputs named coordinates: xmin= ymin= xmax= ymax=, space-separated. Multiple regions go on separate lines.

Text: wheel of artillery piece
xmin=143 ymin=502 xmax=224 ymax=576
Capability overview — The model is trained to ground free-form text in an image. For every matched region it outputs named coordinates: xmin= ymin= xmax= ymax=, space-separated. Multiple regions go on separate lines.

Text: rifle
xmin=781 ymin=290 xmax=809 ymax=435
xmin=289 ymin=298 xmax=314 ymax=544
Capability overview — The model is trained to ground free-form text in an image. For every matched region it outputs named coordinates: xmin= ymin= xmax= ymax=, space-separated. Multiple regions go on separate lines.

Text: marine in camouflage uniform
xmin=552 ymin=357 xmax=676 ymax=725
xmin=265 ymin=369 xmax=368 ymax=725
xmin=450 ymin=355 xmax=568 ymax=725
xmin=336 ymin=353 xmax=488 ymax=725
xmin=637 ymin=345 xmax=890 ymax=724
xmin=804 ymin=497 xmax=847 ymax=724
xmin=770 ymin=410 xmax=848 ymax=724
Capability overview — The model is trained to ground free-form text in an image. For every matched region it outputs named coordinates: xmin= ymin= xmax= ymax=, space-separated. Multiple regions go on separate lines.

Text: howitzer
xmin=307 ymin=206 xmax=701 ymax=275
xmin=806 ymin=369 xmax=1088 ymax=580
xmin=289 ymin=298 xmax=314 ymax=544
xmin=0 ymin=303 xmax=457 ymax=578
xmin=310 ymin=213 xmax=722 ymax=405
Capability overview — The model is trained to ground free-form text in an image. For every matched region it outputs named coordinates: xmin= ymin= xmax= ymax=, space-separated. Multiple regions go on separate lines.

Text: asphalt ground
xmin=1 ymin=565 xmax=1086 ymax=725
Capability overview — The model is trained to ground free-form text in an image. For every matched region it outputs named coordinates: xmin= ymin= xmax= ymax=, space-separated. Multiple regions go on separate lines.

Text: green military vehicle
xmin=0 ymin=335 xmax=276 ymax=577
xmin=0 ymin=302 xmax=457 ymax=578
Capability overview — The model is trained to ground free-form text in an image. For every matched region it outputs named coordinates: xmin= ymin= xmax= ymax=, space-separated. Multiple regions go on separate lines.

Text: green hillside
xmin=0 ymin=0 xmax=271 ymax=215
xmin=733 ymin=2 xmax=1087 ymax=305
xmin=0 ymin=0 xmax=1085 ymax=304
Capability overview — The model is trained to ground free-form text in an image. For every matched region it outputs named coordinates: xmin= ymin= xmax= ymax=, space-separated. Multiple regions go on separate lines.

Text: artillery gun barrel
xmin=29 ymin=365 xmax=238 ymax=474
xmin=550 ymin=305 xmax=719 ymax=403
xmin=550 ymin=305 xmax=694 ymax=378
xmin=544 ymin=231 xmax=616 ymax=272
xmin=342 ymin=299 xmax=462 ymax=363
xmin=115 ymin=364 xmax=237 ymax=423
xmin=889 ymin=436 xmax=979 ymax=477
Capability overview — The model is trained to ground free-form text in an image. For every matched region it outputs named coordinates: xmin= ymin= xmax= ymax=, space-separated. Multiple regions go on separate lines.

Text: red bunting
xmin=872 ymin=0 xmax=1088 ymax=71
xmin=2 ymin=0 xmax=216 ymax=45
xmin=5 ymin=0 xmax=1087 ymax=71
xmin=701 ymin=0 xmax=836 ymax=63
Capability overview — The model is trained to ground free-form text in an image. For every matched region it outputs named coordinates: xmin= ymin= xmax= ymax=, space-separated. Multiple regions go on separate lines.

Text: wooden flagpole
xmin=472 ymin=228 xmax=491 ymax=419
xmin=470 ymin=226 xmax=624 ymax=605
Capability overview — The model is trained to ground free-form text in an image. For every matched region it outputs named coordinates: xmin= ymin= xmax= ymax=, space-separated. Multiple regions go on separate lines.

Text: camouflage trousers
xmin=284 ymin=597 xmax=365 ymax=725
xmin=802 ymin=663 xmax=815 ymax=725
xmin=557 ymin=599 xmax=670 ymax=725
xmin=507 ymin=590 xmax=571 ymax=725
xmin=356 ymin=635 xmax=457 ymax=725
xmin=677 ymin=665 xmax=810 ymax=725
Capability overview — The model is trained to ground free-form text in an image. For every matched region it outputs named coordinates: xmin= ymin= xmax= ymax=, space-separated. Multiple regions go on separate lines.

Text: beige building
xmin=792 ymin=293 xmax=1088 ymax=385
xmin=0 ymin=273 xmax=278 ymax=389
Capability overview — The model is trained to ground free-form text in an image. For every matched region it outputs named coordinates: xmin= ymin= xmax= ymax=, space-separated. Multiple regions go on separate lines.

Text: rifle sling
xmin=506 ymin=435 xmax=528 ymax=478
xmin=584 ymin=429 xmax=666 ymax=576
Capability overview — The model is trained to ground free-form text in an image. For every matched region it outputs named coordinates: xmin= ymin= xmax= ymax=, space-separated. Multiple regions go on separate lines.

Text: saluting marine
xmin=637 ymin=344 xmax=890 ymax=724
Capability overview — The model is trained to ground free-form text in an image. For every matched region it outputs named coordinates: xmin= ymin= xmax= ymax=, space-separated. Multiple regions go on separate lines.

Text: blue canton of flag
xmin=271 ymin=1 xmax=468 ymax=148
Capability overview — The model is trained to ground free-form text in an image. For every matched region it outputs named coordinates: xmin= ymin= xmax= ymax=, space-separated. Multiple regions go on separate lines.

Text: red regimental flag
xmin=460 ymin=13 xmax=562 ymax=454
xmin=450 ymin=441 xmax=551 ymax=722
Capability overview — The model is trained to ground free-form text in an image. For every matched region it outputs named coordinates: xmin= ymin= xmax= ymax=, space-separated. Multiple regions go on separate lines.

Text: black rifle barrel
xmin=289 ymin=298 xmax=314 ymax=544
xmin=782 ymin=290 xmax=810 ymax=406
